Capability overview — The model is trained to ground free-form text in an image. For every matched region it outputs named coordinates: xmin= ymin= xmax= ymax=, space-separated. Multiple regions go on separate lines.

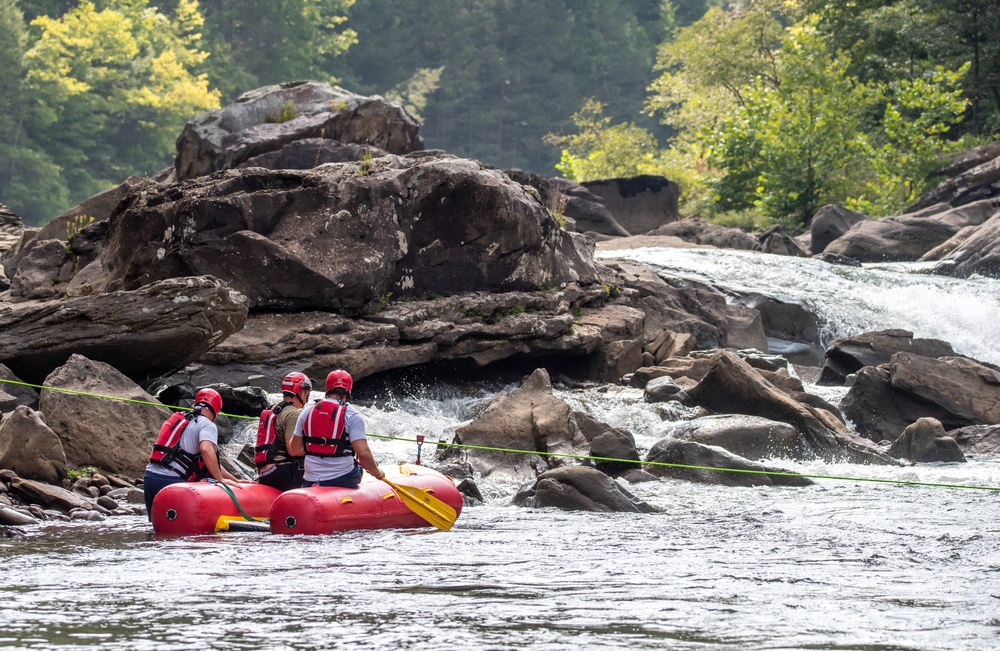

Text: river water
xmin=3 ymin=247 xmax=1000 ymax=651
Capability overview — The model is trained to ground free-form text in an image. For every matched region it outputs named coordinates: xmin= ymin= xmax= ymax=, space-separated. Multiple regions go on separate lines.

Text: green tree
xmin=198 ymin=0 xmax=357 ymax=101
xmin=703 ymin=19 xmax=968 ymax=225
xmin=0 ymin=0 xmax=71 ymax=223
xmin=18 ymin=0 xmax=220 ymax=221
xmin=705 ymin=22 xmax=867 ymax=225
xmin=803 ymin=0 xmax=1000 ymax=136
xmin=854 ymin=64 xmax=969 ymax=215
xmin=336 ymin=0 xmax=668 ymax=173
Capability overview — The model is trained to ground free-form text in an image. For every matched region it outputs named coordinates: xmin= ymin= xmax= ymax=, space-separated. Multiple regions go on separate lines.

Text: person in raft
xmin=142 ymin=388 xmax=238 ymax=517
xmin=288 ymin=369 xmax=386 ymax=487
xmin=254 ymin=372 xmax=312 ymax=491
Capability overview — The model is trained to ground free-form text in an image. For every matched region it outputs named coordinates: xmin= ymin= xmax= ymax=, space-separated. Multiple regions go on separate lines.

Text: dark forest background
xmin=2 ymin=0 xmax=997 ymax=227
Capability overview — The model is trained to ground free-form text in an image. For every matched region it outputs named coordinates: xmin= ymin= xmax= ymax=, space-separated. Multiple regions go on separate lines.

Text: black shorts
xmin=257 ymin=459 xmax=304 ymax=492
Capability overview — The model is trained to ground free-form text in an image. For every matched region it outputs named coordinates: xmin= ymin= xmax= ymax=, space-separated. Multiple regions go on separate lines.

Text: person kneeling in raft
xmin=288 ymin=369 xmax=385 ymax=487
xmin=143 ymin=388 xmax=240 ymax=517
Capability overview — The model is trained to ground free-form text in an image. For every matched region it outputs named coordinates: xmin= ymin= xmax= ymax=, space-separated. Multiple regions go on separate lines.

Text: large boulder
xmin=685 ymin=350 xmax=897 ymax=464
xmin=663 ymin=414 xmax=803 ymax=461
xmin=439 ymin=368 xmax=590 ymax=482
xmin=809 ymin=204 xmax=869 ymax=254
xmin=842 ymin=352 xmax=1000 ymax=442
xmin=928 ymin=210 xmax=1000 ymax=278
xmin=909 ymin=146 xmax=1000 ymax=210
xmin=38 ymin=355 xmax=171 ymax=478
xmin=644 ymin=439 xmax=813 ymax=486
xmin=647 ymin=217 xmax=760 ymax=250
xmin=0 ymin=276 xmax=249 ymax=385
xmin=824 ymin=201 xmax=996 ymax=262
xmin=504 ymin=169 xmax=630 ymax=237
xmin=0 ymin=406 xmax=67 ymax=484
xmin=818 ymin=329 xmax=957 ymax=386
xmin=581 ymin=175 xmax=680 ymax=235
xmin=888 ymin=417 xmax=965 ymax=463
xmin=70 ymin=159 xmax=601 ymax=315
xmin=175 ymin=81 xmax=423 ymax=180
xmin=512 ymin=466 xmax=653 ymax=512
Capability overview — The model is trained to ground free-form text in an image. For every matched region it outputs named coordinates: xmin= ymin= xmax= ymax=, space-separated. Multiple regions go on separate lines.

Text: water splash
xmin=598 ymin=247 xmax=1000 ymax=366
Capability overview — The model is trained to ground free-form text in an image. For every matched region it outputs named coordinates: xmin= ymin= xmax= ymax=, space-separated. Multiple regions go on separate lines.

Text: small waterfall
xmin=597 ymin=247 xmax=1000 ymax=366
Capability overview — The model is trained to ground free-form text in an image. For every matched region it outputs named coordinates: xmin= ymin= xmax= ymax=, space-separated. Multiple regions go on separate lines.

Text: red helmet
xmin=281 ymin=372 xmax=312 ymax=395
xmin=193 ymin=388 xmax=223 ymax=416
xmin=325 ymin=369 xmax=353 ymax=394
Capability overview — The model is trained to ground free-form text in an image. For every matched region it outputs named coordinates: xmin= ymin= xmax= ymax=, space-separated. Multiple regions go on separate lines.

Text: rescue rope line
xmin=3 ymin=377 xmax=998 ymax=492
xmin=0 ymin=378 xmax=257 ymax=420
xmin=366 ymin=433 xmax=1000 ymax=492
xmin=207 ymin=479 xmax=263 ymax=522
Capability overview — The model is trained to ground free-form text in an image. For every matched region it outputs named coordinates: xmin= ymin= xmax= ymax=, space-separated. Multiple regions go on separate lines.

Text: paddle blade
xmin=215 ymin=515 xmax=271 ymax=533
xmin=382 ymin=478 xmax=457 ymax=531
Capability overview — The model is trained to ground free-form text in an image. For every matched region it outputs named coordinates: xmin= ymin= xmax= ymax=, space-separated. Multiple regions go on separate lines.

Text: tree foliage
xmin=197 ymin=0 xmax=357 ymax=101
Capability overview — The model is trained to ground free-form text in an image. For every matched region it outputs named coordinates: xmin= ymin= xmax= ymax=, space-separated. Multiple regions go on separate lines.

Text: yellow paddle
xmin=381 ymin=476 xmax=458 ymax=531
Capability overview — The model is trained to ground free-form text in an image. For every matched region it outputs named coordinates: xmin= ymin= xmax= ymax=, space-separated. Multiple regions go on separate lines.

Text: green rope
xmin=366 ymin=433 xmax=1000 ymax=492
xmin=0 ymin=377 xmax=256 ymax=420
xmin=208 ymin=479 xmax=263 ymax=522
xmin=4 ymin=377 xmax=998 ymax=492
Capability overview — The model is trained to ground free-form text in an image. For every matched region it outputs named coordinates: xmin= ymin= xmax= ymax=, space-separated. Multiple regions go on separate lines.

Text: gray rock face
xmin=238 ymin=138 xmax=387 ymax=170
xmin=4 ymin=177 xmax=155 ymax=282
xmin=8 ymin=239 xmax=65 ymax=302
xmin=0 ymin=276 xmax=249 ymax=384
xmin=950 ymin=424 xmax=1000 ymax=455
xmin=0 ymin=365 xmax=38 ymax=410
xmin=74 ymin=159 xmax=601 ymax=315
xmin=175 ymin=81 xmax=423 ymax=180
xmin=909 ymin=149 xmax=1000 ymax=210
xmin=39 ymin=355 xmax=171 ymax=478
xmin=581 ymin=175 xmax=680 ymax=235
xmin=0 ymin=406 xmax=67 ymax=484
xmin=0 ymin=204 xmax=26 ymax=256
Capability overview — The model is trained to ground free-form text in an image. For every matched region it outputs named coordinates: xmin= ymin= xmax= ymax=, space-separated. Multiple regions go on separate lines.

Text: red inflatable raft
xmin=151 ymin=480 xmax=279 ymax=535
xmin=270 ymin=464 xmax=463 ymax=535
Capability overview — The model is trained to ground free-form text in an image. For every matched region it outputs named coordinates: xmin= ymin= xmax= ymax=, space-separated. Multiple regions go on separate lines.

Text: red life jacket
xmin=254 ymin=402 xmax=288 ymax=468
xmin=302 ymin=399 xmax=354 ymax=458
xmin=149 ymin=411 xmax=206 ymax=480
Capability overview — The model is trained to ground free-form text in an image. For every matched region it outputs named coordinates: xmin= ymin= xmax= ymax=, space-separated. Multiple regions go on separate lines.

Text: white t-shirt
xmin=146 ymin=414 xmax=219 ymax=477
xmin=293 ymin=400 xmax=366 ymax=482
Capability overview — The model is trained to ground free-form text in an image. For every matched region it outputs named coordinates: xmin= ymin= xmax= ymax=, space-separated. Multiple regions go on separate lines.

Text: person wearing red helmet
xmin=255 ymin=372 xmax=312 ymax=491
xmin=142 ymin=388 xmax=238 ymax=517
xmin=288 ymin=369 xmax=385 ymax=487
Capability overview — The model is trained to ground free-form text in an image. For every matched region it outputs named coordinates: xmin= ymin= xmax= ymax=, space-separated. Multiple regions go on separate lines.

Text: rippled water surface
xmin=3 ymin=474 xmax=1000 ymax=651
xmin=4 ymin=247 xmax=1000 ymax=650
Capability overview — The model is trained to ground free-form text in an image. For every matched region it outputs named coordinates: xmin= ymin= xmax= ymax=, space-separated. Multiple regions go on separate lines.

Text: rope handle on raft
xmin=208 ymin=479 xmax=263 ymax=522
